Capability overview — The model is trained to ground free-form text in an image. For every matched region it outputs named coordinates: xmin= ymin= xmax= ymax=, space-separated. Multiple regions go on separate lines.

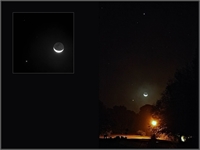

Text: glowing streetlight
xmin=151 ymin=120 xmax=157 ymax=126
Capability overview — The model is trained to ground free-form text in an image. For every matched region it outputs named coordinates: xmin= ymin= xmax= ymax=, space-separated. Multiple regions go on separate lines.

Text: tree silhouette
xmin=152 ymin=49 xmax=198 ymax=145
xmin=99 ymin=100 xmax=110 ymax=135
xmin=136 ymin=104 xmax=155 ymax=136
xmin=99 ymin=101 xmax=137 ymax=134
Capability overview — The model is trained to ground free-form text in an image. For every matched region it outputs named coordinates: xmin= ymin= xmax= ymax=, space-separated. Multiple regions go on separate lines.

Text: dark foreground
xmin=99 ymin=139 xmax=198 ymax=148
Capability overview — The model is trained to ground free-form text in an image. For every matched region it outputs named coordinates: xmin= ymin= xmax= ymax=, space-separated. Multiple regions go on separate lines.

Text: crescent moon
xmin=143 ymin=93 xmax=148 ymax=97
xmin=53 ymin=47 xmax=64 ymax=53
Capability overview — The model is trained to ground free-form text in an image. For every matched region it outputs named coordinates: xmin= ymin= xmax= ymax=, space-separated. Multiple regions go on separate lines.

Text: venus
xmin=53 ymin=42 xmax=64 ymax=53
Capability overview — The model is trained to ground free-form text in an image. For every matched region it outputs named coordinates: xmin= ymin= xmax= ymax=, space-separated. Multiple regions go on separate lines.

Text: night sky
xmin=99 ymin=2 xmax=198 ymax=113
xmin=13 ymin=13 xmax=74 ymax=73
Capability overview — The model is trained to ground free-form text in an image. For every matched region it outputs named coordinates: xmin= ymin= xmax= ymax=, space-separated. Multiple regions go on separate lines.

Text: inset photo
xmin=13 ymin=12 xmax=74 ymax=74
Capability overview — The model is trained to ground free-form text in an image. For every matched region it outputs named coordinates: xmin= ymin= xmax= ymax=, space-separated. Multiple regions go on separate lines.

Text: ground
xmin=99 ymin=134 xmax=198 ymax=148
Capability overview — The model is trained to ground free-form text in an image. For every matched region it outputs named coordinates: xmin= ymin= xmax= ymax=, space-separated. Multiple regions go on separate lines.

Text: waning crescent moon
xmin=53 ymin=47 xmax=64 ymax=53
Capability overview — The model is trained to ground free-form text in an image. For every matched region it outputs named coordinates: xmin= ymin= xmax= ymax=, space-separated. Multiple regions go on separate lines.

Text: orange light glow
xmin=151 ymin=120 xmax=157 ymax=126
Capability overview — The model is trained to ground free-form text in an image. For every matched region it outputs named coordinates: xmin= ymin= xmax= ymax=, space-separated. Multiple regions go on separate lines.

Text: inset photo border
xmin=12 ymin=12 xmax=75 ymax=74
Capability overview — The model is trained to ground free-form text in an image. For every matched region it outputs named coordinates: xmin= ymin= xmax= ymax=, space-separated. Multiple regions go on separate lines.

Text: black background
xmin=2 ymin=2 xmax=99 ymax=148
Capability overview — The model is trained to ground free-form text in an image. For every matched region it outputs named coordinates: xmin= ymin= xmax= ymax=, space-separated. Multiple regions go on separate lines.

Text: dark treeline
xmin=152 ymin=49 xmax=198 ymax=143
xmin=100 ymin=49 xmax=198 ymax=144
xmin=99 ymin=101 xmax=155 ymax=135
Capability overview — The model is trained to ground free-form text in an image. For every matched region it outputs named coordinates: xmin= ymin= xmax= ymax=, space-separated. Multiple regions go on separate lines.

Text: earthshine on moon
xmin=53 ymin=42 xmax=64 ymax=53
xmin=143 ymin=92 xmax=148 ymax=97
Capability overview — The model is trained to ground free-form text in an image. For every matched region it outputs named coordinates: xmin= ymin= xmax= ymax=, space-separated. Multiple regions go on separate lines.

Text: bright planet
xmin=53 ymin=42 xmax=64 ymax=53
